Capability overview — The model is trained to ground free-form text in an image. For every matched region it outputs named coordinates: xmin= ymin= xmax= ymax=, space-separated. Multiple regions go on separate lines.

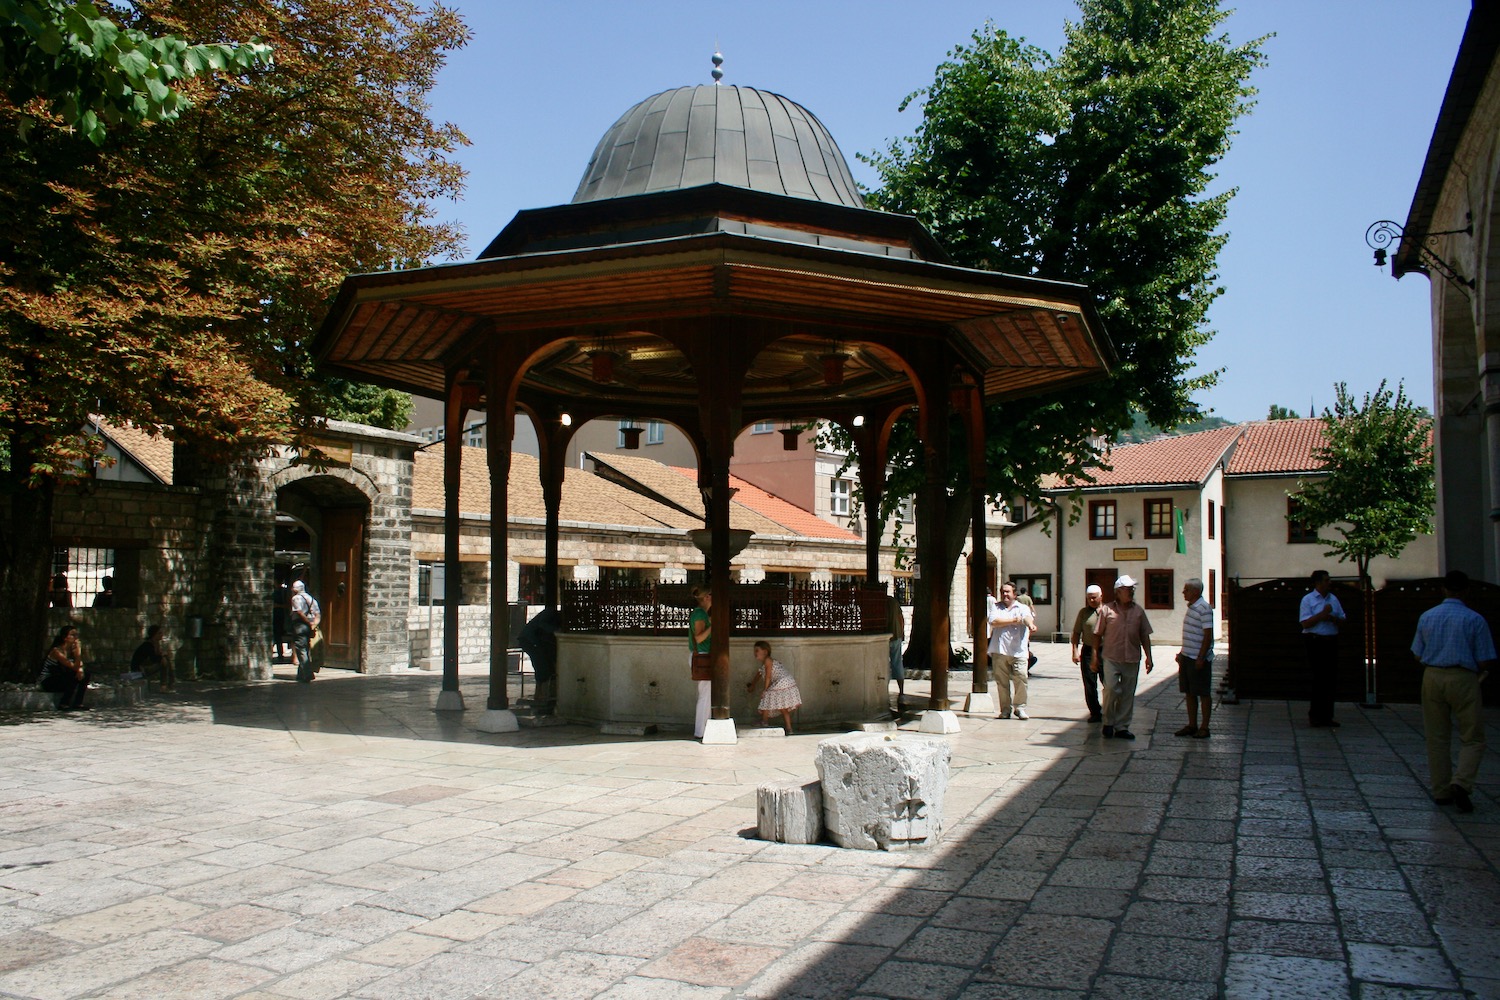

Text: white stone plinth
xmin=963 ymin=691 xmax=996 ymax=715
xmin=757 ymin=779 xmax=823 ymax=844
xmin=434 ymin=690 xmax=465 ymax=712
xmin=816 ymin=733 xmax=951 ymax=850
xmin=701 ymin=718 xmax=738 ymax=744
xmin=919 ymin=710 xmax=961 ymax=734
xmin=474 ymin=709 xmax=518 ymax=733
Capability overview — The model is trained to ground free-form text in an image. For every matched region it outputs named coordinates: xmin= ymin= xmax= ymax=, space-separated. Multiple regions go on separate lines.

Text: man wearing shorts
xmin=1176 ymin=578 xmax=1214 ymax=739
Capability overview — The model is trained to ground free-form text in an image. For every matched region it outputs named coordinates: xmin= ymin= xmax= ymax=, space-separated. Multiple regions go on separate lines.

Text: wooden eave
xmin=316 ymin=230 xmax=1114 ymax=405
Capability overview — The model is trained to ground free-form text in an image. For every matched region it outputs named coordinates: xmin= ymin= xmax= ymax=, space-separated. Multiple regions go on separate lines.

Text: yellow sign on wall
xmin=1112 ymin=547 xmax=1149 ymax=561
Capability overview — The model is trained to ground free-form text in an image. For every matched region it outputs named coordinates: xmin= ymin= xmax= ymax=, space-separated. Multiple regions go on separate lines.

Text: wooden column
xmin=915 ymin=353 xmax=953 ymax=712
xmin=535 ymin=413 xmax=568 ymax=610
xmin=439 ymin=369 xmax=470 ymax=702
xmin=963 ymin=379 xmax=989 ymax=695
xmin=485 ymin=350 xmax=521 ymax=714
xmin=853 ymin=420 xmax=889 ymax=588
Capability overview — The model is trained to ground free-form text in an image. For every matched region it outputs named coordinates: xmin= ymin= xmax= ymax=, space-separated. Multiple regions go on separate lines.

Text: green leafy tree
xmin=0 ymin=0 xmax=271 ymax=144
xmin=0 ymin=0 xmax=469 ymax=679
xmin=859 ymin=0 xmax=1265 ymax=664
xmin=1267 ymin=403 xmax=1299 ymax=420
xmin=322 ymin=380 xmax=414 ymax=431
xmin=1292 ymin=381 xmax=1434 ymax=587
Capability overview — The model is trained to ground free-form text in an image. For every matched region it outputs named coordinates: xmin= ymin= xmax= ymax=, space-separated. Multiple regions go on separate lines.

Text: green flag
xmin=1175 ymin=508 xmax=1187 ymax=554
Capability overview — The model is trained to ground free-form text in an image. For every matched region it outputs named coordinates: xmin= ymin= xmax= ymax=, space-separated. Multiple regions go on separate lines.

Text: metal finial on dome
xmin=711 ymin=50 xmax=724 ymax=84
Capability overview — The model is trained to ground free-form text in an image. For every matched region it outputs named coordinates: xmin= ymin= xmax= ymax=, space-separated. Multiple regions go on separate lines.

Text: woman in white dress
xmin=746 ymin=640 xmax=802 ymax=734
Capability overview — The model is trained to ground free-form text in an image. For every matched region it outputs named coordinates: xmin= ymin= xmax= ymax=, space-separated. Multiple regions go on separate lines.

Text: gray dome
xmin=572 ymin=85 xmax=865 ymax=208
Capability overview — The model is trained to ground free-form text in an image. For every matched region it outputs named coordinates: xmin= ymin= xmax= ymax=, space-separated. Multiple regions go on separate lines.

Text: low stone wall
xmin=406 ymin=606 xmax=493 ymax=671
xmin=556 ymin=633 xmax=887 ymax=729
xmin=0 ymin=677 xmax=146 ymax=712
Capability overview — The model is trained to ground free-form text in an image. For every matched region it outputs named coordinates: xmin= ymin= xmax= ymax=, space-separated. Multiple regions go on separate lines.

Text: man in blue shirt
xmin=1412 ymin=570 xmax=1497 ymax=813
xmin=1299 ymin=569 xmax=1346 ymax=728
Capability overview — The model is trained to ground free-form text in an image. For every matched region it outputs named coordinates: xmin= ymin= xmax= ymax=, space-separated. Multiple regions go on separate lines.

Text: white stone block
xmin=919 ymin=710 xmax=961 ymax=734
xmin=757 ymin=779 xmax=822 ymax=844
xmin=816 ymin=733 xmax=951 ymax=851
xmin=963 ymin=691 xmax=996 ymax=715
xmin=701 ymin=718 xmax=738 ymax=744
xmin=474 ymin=709 xmax=518 ymax=733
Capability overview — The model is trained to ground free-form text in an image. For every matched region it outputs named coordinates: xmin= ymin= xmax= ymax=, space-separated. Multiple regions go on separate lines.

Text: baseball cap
xmin=1085 ymin=584 xmax=1102 ymax=595
xmin=1114 ymin=575 xmax=1137 ymax=589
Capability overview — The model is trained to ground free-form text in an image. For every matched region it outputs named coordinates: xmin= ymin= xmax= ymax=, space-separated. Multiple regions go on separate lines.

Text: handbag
xmin=691 ymin=651 xmax=713 ymax=681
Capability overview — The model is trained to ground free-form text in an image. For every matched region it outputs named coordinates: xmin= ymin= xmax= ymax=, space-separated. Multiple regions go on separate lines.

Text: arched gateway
xmin=315 ymin=80 xmax=1115 ymax=737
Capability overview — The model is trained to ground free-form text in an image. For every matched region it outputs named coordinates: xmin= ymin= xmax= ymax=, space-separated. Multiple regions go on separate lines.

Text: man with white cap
xmin=290 ymin=580 xmax=321 ymax=684
xmin=1070 ymin=584 xmax=1105 ymax=723
xmin=1093 ymin=574 xmax=1154 ymax=739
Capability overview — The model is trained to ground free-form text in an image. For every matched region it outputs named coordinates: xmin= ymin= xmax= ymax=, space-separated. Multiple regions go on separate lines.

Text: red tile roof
xmin=671 ymin=466 xmax=863 ymax=541
xmin=1052 ymin=425 xmax=1243 ymax=489
xmin=1225 ymin=419 xmax=1326 ymax=475
xmin=95 ymin=419 xmax=174 ymax=483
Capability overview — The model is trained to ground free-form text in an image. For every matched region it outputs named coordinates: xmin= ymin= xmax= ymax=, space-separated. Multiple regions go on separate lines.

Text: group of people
xmin=38 ymin=622 xmax=175 ymax=710
xmin=1307 ymin=567 xmax=1495 ymax=814
xmin=47 ymin=573 xmax=116 ymax=609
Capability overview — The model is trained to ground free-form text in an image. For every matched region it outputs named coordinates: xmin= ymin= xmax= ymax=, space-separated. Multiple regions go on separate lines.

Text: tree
xmin=0 ymin=0 xmax=271 ymax=144
xmin=1292 ymin=380 xmax=1434 ymax=586
xmin=323 ymin=380 xmax=414 ymax=432
xmin=1267 ymin=403 xmax=1299 ymax=420
xmin=0 ymin=0 xmax=469 ymax=680
xmin=1292 ymin=380 xmax=1434 ymax=702
xmin=859 ymin=0 xmax=1265 ymax=664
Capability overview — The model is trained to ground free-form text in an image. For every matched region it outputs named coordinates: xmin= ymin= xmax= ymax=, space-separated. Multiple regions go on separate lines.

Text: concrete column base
xmin=474 ymin=709 xmax=519 ymax=733
xmin=963 ymin=692 xmax=996 ymax=715
xmin=434 ymin=690 xmax=465 ymax=712
xmin=701 ymin=718 xmax=738 ymax=744
xmin=919 ymin=710 xmax=961 ymax=734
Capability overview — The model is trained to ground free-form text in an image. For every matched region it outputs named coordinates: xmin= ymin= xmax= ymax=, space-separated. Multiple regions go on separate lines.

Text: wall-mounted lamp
xmin=779 ymin=427 xmax=800 ymax=451
xmin=1366 ymin=216 xmax=1474 ymax=291
xmin=1125 ymin=521 xmax=1135 ymax=540
xmin=620 ymin=425 xmax=643 ymax=449
xmin=560 ymin=413 xmax=573 ymax=427
xmin=852 ymin=415 xmax=866 ymax=428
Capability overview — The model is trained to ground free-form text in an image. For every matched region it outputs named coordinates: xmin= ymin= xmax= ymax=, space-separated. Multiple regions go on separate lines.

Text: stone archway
xmin=274 ymin=474 xmax=371 ymax=672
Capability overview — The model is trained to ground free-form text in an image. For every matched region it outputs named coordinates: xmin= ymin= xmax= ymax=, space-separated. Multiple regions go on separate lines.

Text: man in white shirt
xmin=1176 ymin=578 xmax=1214 ymax=739
xmin=988 ymin=582 xmax=1035 ymax=720
xmin=1299 ymin=569 xmax=1346 ymax=728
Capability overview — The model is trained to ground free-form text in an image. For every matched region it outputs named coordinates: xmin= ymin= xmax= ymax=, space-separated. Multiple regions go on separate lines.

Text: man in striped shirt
xmin=1177 ymin=578 xmax=1215 ymax=739
xmin=1412 ymin=570 xmax=1497 ymax=813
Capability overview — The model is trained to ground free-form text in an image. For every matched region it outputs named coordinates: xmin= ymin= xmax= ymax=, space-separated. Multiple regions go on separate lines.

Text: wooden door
xmin=319 ymin=508 xmax=364 ymax=670
xmin=1085 ymin=567 xmax=1117 ymax=597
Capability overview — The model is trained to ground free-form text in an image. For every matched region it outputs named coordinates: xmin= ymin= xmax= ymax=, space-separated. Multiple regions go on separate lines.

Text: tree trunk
xmin=0 ymin=448 xmax=55 ymax=683
xmin=902 ymin=493 xmax=978 ymax=672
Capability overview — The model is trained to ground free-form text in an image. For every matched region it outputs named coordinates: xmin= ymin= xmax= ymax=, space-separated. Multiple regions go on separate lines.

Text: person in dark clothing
xmin=131 ymin=625 xmax=174 ymax=692
xmin=39 ymin=624 xmax=90 ymax=711
xmin=49 ymin=573 xmax=72 ymax=609
xmin=92 ymin=576 xmax=114 ymax=608
xmin=517 ymin=608 xmax=560 ymax=714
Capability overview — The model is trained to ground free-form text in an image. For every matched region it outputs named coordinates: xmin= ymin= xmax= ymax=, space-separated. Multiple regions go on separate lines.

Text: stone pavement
xmin=1 ymin=643 xmax=1498 ymax=999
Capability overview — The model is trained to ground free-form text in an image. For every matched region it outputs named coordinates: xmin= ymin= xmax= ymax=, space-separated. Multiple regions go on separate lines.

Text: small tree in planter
xmin=1291 ymin=381 xmax=1435 ymax=703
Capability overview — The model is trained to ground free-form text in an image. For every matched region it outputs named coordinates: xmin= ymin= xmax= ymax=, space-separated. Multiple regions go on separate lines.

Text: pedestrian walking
xmin=1070 ymin=584 xmax=1104 ymax=723
xmin=988 ymin=582 xmax=1034 ymax=720
xmin=1094 ymin=575 xmax=1154 ymax=740
xmin=1411 ymin=570 xmax=1497 ymax=813
xmin=290 ymin=580 xmax=321 ymax=684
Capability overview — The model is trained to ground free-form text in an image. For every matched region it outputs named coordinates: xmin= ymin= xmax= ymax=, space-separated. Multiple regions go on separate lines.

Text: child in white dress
xmin=746 ymin=640 xmax=802 ymax=734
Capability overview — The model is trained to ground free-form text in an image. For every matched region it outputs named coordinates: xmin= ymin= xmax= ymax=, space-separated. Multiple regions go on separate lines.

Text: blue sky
xmin=424 ymin=1 xmax=1470 ymax=423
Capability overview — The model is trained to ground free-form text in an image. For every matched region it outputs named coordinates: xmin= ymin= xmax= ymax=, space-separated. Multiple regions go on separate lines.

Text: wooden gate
xmin=318 ymin=507 xmax=365 ymax=671
xmin=1229 ymin=577 xmax=1500 ymax=705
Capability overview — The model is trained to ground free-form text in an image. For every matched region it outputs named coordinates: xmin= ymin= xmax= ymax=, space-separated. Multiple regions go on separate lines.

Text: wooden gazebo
xmin=316 ymin=83 xmax=1113 ymax=738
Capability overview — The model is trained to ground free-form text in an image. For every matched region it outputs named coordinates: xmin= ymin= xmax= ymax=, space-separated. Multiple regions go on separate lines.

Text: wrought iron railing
xmin=560 ymin=581 xmax=890 ymax=635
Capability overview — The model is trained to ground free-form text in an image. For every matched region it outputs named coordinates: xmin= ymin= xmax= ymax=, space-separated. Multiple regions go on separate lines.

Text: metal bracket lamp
xmin=1365 ymin=217 xmax=1474 ymax=290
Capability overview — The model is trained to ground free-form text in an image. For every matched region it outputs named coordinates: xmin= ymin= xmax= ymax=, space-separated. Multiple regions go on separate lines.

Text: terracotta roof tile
xmin=680 ymin=467 xmax=863 ymax=541
xmin=1225 ymin=418 xmax=1327 ymax=475
xmin=585 ymin=453 xmax=791 ymax=536
xmin=1051 ymin=425 xmax=1243 ymax=490
xmin=412 ymin=447 xmax=693 ymax=528
xmin=95 ymin=420 xmax=173 ymax=484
